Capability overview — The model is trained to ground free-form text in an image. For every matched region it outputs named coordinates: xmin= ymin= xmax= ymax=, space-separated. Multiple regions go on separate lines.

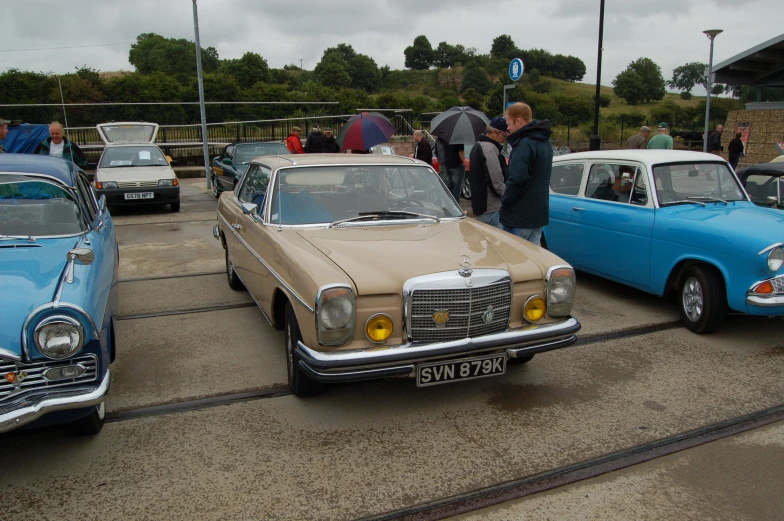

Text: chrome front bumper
xmin=746 ymin=274 xmax=784 ymax=308
xmin=0 ymin=370 xmax=111 ymax=433
xmin=296 ymin=317 xmax=581 ymax=383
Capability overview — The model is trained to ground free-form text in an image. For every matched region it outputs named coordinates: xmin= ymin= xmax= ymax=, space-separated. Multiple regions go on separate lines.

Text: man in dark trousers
xmin=707 ymin=124 xmax=723 ymax=155
xmin=413 ymin=130 xmax=432 ymax=165
xmin=468 ymin=118 xmax=508 ymax=229
xmin=324 ymin=127 xmax=341 ymax=153
xmin=500 ymin=102 xmax=553 ymax=245
xmin=728 ymin=132 xmax=744 ymax=170
xmin=304 ymin=123 xmax=327 ymax=153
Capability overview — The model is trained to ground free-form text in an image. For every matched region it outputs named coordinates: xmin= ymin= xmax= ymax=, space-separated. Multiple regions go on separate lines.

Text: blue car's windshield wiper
xmin=0 ymin=235 xmax=36 ymax=242
xmin=660 ymin=200 xmax=706 ymax=207
xmin=688 ymin=196 xmax=728 ymax=204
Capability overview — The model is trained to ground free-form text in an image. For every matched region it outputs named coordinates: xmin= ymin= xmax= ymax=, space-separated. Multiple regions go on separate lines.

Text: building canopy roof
xmin=713 ymin=33 xmax=784 ymax=87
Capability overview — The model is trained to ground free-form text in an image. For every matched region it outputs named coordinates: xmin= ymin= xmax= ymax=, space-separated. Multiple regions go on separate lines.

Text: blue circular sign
xmin=509 ymin=58 xmax=524 ymax=82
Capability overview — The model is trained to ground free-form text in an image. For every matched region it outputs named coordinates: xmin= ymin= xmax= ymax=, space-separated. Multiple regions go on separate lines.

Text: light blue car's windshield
xmin=653 ymin=162 xmax=746 ymax=204
xmin=269 ymin=165 xmax=462 ymax=225
xmin=234 ymin=144 xmax=289 ymax=164
xmin=0 ymin=175 xmax=87 ymax=236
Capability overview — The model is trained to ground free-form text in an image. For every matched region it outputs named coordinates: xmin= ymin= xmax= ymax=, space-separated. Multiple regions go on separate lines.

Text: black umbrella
xmin=429 ymin=106 xmax=490 ymax=145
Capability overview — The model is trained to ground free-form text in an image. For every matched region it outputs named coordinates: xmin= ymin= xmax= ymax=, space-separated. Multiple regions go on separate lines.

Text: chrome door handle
xmin=572 ymin=207 xmax=586 ymax=212
xmin=231 ymin=224 xmax=242 ymax=230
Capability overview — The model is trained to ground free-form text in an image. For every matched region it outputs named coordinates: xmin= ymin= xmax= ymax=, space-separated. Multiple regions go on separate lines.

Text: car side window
xmin=224 ymin=146 xmax=234 ymax=160
xmin=237 ymin=165 xmax=271 ymax=215
xmin=585 ymin=163 xmax=639 ymax=204
xmin=76 ymin=173 xmax=98 ymax=222
xmin=550 ymin=163 xmax=584 ymax=196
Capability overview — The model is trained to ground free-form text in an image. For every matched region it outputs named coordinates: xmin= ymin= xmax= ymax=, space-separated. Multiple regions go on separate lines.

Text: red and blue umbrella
xmin=336 ymin=112 xmax=397 ymax=151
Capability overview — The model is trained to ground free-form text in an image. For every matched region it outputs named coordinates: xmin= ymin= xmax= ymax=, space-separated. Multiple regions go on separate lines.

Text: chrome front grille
xmin=772 ymin=276 xmax=784 ymax=293
xmin=117 ymin=180 xmax=158 ymax=188
xmin=0 ymin=355 xmax=98 ymax=402
xmin=409 ymin=281 xmax=512 ymax=343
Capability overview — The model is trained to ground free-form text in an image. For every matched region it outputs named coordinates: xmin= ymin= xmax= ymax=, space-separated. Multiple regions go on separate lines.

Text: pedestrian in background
xmin=413 ymin=130 xmax=432 ymax=165
xmin=728 ymin=132 xmax=744 ymax=170
xmin=34 ymin=121 xmax=88 ymax=168
xmin=707 ymin=124 xmax=724 ymax=155
xmin=647 ymin=122 xmax=673 ymax=150
xmin=324 ymin=127 xmax=341 ymax=153
xmin=468 ymin=117 xmax=508 ymax=229
xmin=304 ymin=123 xmax=327 ymax=153
xmin=286 ymin=126 xmax=304 ymax=154
xmin=626 ymin=126 xmax=650 ymax=149
xmin=0 ymin=118 xmax=9 ymax=153
xmin=434 ymin=136 xmax=448 ymax=184
xmin=443 ymin=141 xmax=465 ymax=203
xmin=500 ymin=102 xmax=553 ymax=245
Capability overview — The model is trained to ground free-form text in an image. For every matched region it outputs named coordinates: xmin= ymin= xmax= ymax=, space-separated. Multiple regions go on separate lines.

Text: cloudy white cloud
xmin=2 ymin=0 xmax=781 ymax=97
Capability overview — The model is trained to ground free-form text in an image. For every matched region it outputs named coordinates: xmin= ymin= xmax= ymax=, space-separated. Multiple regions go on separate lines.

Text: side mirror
xmin=241 ymin=202 xmax=258 ymax=215
xmin=97 ymin=194 xmax=107 ymax=214
xmin=767 ymin=196 xmax=779 ymax=205
xmin=65 ymin=248 xmax=94 ymax=283
xmin=223 ymin=158 xmax=233 ymax=166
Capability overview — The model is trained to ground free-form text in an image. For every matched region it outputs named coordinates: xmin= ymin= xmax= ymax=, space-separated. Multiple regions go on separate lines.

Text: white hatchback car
xmin=93 ymin=122 xmax=180 ymax=212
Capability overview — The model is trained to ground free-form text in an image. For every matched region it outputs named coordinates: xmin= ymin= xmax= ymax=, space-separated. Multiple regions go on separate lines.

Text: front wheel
xmin=212 ymin=176 xmax=221 ymax=198
xmin=678 ymin=265 xmax=726 ymax=334
xmin=285 ymin=303 xmax=324 ymax=397
xmin=225 ymin=247 xmax=244 ymax=291
xmin=170 ymin=201 xmax=181 ymax=212
xmin=461 ymin=177 xmax=472 ymax=200
xmin=72 ymin=402 xmax=106 ymax=435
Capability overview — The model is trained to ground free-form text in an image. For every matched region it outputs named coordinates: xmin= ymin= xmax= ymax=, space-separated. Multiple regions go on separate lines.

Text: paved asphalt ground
xmin=2 ymin=178 xmax=783 ymax=520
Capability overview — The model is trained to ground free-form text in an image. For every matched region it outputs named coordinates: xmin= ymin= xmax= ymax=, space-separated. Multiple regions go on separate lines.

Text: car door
xmin=571 ymin=161 xmax=655 ymax=289
xmin=545 ymin=161 xmax=586 ymax=260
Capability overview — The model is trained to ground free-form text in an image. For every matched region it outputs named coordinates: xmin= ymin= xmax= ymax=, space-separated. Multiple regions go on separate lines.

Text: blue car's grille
xmin=772 ymin=275 xmax=784 ymax=294
xmin=0 ymin=354 xmax=98 ymax=403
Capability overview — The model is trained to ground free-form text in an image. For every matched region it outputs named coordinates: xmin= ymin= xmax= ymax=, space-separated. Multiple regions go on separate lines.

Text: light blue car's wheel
xmin=682 ymin=277 xmax=704 ymax=322
xmin=678 ymin=266 xmax=726 ymax=334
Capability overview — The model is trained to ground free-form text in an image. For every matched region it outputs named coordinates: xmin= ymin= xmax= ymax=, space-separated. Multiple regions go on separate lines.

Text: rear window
xmin=0 ymin=175 xmax=87 ymax=236
xmin=99 ymin=146 xmax=169 ymax=168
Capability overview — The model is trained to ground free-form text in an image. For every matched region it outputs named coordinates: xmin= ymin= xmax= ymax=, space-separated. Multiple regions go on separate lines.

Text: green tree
xmin=129 ymin=33 xmax=219 ymax=82
xmin=347 ymin=54 xmax=382 ymax=93
xmin=461 ymin=87 xmax=484 ymax=111
xmin=613 ymin=58 xmax=666 ymax=104
xmin=433 ymin=42 xmax=463 ymax=69
xmin=491 ymin=35 xmax=516 ymax=60
xmin=650 ymin=99 xmax=684 ymax=127
xmin=668 ymin=62 xmax=707 ymax=94
xmin=612 ymin=69 xmax=645 ymax=105
xmin=404 ymin=35 xmax=433 ymax=70
xmin=314 ymin=52 xmax=352 ymax=89
xmin=460 ymin=63 xmax=492 ymax=95
xmin=220 ymin=52 xmax=270 ymax=89
xmin=553 ymin=95 xmax=593 ymax=123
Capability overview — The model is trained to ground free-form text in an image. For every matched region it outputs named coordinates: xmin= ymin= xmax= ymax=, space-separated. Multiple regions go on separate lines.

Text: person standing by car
xmin=647 ymin=122 xmax=673 ymax=150
xmin=324 ymin=127 xmax=340 ymax=153
xmin=286 ymin=126 xmax=304 ymax=154
xmin=304 ymin=123 xmax=327 ymax=153
xmin=728 ymin=132 xmax=744 ymax=170
xmin=626 ymin=126 xmax=650 ymax=149
xmin=500 ymin=103 xmax=553 ymax=245
xmin=413 ymin=130 xmax=433 ymax=165
xmin=469 ymin=118 xmax=508 ymax=229
xmin=34 ymin=121 xmax=88 ymax=168
xmin=443 ymin=141 xmax=465 ymax=203
xmin=707 ymin=124 xmax=724 ymax=155
xmin=0 ymin=117 xmax=9 ymax=153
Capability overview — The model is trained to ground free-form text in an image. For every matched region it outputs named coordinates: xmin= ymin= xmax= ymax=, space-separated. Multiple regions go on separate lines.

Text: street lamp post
xmin=590 ymin=0 xmax=606 ymax=151
xmin=192 ymin=0 xmax=211 ymax=189
xmin=703 ymin=29 xmax=723 ymax=153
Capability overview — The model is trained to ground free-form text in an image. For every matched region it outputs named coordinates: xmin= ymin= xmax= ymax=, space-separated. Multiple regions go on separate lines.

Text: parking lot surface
xmin=2 ymin=178 xmax=782 ymax=520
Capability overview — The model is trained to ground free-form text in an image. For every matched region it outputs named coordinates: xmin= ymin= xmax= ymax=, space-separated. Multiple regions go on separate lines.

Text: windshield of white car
xmin=652 ymin=162 xmax=746 ymax=205
xmin=99 ymin=145 xmax=169 ymax=168
xmin=268 ymin=165 xmax=463 ymax=225
xmin=0 ymin=175 xmax=87 ymax=236
xmin=234 ymin=144 xmax=290 ymax=164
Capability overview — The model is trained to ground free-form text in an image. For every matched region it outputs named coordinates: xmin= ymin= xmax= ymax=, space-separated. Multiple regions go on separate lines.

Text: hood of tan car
xmin=96 ymin=165 xmax=175 ymax=183
xmin=297 ymin=220 xmax=546 ymax=295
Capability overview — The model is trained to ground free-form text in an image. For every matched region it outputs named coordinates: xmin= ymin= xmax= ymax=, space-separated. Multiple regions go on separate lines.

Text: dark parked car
xmin=737 ymin=162 xmax=784 ymax=210
xmin=211 ymin=142 xmax=289 ymax=197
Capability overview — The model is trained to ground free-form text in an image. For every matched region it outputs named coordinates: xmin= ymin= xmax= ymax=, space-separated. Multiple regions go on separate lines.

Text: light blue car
xmin=544 ymin=150 xmax=784 ymax=333
xmin=0 ymin=155 xmax=118 ymax=434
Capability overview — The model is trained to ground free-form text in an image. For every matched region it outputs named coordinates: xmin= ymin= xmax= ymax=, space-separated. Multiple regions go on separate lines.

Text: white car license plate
xmin=125 ymin=192 xmax=154 ymax=200
xmin=416 ymin=353 xmax=506 ymax=387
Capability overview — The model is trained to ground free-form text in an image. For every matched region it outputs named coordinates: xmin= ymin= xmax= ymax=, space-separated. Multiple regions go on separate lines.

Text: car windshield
xmin=652 ymin=162 xmax=747 ymax=205
xmin=0 ymin=175 xmax=87 ymax=236
xmin=234 ymin=144 xmax=290 ymax=164
xmin=268 ymin=165 xmax=463 ymax=225
xmin=744 ymin=173 xmax=782 ymax=206
xmin=99 ymin=146 xmax=168 ymax=168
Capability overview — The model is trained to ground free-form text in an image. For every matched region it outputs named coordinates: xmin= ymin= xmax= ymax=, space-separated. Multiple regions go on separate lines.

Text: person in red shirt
xmin=286 ymin=126 xmax=304 ymax=154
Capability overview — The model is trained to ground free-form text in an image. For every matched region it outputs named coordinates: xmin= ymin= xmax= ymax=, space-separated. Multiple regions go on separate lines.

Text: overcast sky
xmin=3 ymin=0 xmax=781 ymax=97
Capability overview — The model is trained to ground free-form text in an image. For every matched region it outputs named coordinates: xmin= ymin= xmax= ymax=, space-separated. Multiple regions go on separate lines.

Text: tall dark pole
xmin=192 ymin=0 xmax=211 ymax=189
xmin=590 ymin=0 xmax=605 ymax=151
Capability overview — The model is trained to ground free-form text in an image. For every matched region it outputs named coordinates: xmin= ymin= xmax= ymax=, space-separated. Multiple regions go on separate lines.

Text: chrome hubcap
xmin=213 ymin=178 xmax=219 ymax=196
xmin=682 ymin=276 xmax=704 ymax=322
xmin=227 ymin=254 xmax=234 ymax=279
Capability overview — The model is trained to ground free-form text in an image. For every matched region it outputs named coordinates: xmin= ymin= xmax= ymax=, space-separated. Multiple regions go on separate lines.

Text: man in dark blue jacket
xmin=500 ymin=103 xmax=553 ymax=245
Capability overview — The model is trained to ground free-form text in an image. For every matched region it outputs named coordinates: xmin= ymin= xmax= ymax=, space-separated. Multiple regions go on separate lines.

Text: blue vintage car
xmin=0 ymin=155 xmax=117 ymax=434
xmin=211 ymin=142 xmax=289 ymax=198
xmin=545 ymin=150 xmax=784 ymax=333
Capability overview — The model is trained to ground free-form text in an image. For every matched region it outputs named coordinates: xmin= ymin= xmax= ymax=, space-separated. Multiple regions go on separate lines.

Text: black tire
xmin=171 ymin=201 xmax=181 ymax=212
xmin=461 ymin=176 xmax=472 ymax=200
xmin=72 ymin=402 xmax=105 ymax=435
xmin=212 ymin=175 xmax=221 ymax=198
xmin=285 ymin=302 xmax=324 ymax=397
xmin=225 ymin=247 xmax=244 ymax=291
xmin=508 ymin=354 xmax=534 ymax=365
xmin=678 ymin=265 xmax=726 ymax=334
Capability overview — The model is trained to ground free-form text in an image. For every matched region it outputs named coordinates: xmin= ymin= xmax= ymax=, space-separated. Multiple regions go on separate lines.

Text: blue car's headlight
xmin=768 ymin=247 xmax=784 ymax=272
xmin=34 ymin=315 xmax=84 ymax=359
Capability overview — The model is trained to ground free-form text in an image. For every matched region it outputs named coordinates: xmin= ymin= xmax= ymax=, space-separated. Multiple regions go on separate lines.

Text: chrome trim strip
xmin=0 ymin=369 xmax=111 ymax=434
xmin=759 ymin=243 xmax=784 ymax=256
xmin=230 ymin=268 xmax=274 ymax=327
xmin=747 ymin=295 xmax=784 ymax=306
xmin=56 ymin=236 xmax=86 ymax=300
xmin=218 ymin=214 xmax=314 ymax=313
xmin=298 ymin=362 xmax=414 ymax=383
xmin=364 ymin=313 xmax=393 ymax=344
xmin=21 ymin=303 xmax=100 ymax=362
xmin=506 ymin=336 xmax=578 ymax=357
xmin=0 ymin=347 xmax=21 ymax=362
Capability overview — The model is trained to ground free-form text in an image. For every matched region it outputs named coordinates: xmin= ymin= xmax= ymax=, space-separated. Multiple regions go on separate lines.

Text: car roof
xmin=553 ymin=150 xmax=726 ymax=164
xmin=0 ymin=155 xmax=78 ymax=186
xmin=250 ymin=153 xmax=424 ymax=169
xmin=736 ymin=162 xmax=784 ymax=178
xmin=103 ymin=143 xmax=163 ymax=149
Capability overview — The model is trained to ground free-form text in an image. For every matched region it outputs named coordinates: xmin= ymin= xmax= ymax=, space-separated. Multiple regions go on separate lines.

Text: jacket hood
xmin=477 ymin=134 xmax=503 ymax=150
xmin=0 ymin=237 xmax=79 ymax=357
xmin=508 ymin=119 xmax=552 ymax=146
xmin=296 ymin=220 xmax=545 ymax=295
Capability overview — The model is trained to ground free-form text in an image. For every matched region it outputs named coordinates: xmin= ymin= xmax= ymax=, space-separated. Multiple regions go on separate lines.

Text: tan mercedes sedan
xmin=213 ymin=154 xmax=581 ymax=396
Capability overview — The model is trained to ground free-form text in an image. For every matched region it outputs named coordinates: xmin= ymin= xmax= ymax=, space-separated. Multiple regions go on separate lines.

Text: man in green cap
xmin=647 ymin=122 xmax=673 ymax=150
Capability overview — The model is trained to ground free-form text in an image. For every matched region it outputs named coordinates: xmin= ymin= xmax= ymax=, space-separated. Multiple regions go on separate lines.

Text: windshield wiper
xmin=0 ymin=235 xmax=36 ymax=242
xmin=687 ymin=196 xmax=728 ymax=205
xmin=328 ymin=210 xmax=439 ymax=228
xmin=660 ymin=200 xmax=706 ymax=207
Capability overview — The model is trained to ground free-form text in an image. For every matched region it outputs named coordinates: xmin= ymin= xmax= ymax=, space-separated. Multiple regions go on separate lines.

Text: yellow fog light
xmin=365 ymin=314 xmax=393 ymax=343
xmin=524 ymin=296 xmax=546 ymax=322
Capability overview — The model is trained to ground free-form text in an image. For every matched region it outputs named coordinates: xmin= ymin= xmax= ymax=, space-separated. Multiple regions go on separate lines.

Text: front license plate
xmin=416 ymin=353 xmax=506 ymax=387
xmin=124 ymin=192 xmax=154 ymax=200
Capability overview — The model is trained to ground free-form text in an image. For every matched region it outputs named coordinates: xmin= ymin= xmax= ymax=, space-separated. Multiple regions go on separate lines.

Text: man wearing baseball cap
xmin=0 ymin=118 xmax=9 ymax=153
xmin=647 ymin=122 xmax=673 ymax=150
xmin=286 ymin=126 xmax=304 ymax=154
xmin=468 ymin=117 xmax=509 ymax=228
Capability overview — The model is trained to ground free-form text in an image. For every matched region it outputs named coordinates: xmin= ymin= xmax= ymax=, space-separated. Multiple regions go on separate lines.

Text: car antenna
xmin=277 ymin=172 xmax=283 ymax=232
xmin=57 ymin=76 xmax=71 ymax=142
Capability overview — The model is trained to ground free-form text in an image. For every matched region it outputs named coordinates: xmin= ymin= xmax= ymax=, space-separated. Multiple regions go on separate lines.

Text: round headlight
xmin=319 ymin=295 xmax=354 ymax=330
xmin=767 ymin=247 xmax=784 ymax=272
xmin=524 ymin=296 xmax=546 ymax=322
xmin=365 ymin=314 xmax=393 ymax=343
xmin=35 ymin=316 xmax=84 ymax=359
xmin=316 ymin=286 xmax=356 ymax=346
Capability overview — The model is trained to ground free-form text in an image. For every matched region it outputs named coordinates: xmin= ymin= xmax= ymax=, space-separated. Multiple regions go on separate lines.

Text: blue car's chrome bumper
xmin=296 ymin=317 xmax=581 ymax=383
xmin=746 ymin=275 xmax=784 ymax=314
xmin=0 ymin=369 xmax=111 ymax=433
